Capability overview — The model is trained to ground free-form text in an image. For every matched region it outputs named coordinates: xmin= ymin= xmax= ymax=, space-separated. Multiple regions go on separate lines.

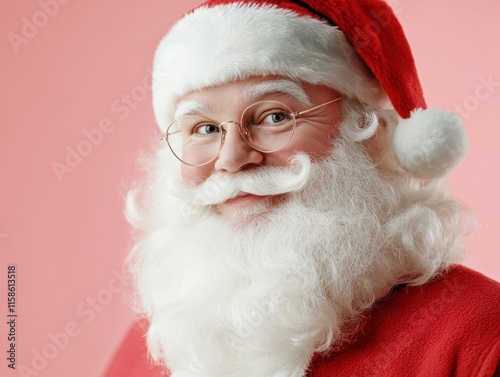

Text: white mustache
xmin=191 ymin=154 xmax=312 ymax=206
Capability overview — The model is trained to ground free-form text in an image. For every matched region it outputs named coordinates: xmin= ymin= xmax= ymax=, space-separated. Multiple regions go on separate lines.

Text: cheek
xmin=181 ymin=164 xmax=213 ymax=184
xmin=280 ymin=125 xmax=336 ymax=160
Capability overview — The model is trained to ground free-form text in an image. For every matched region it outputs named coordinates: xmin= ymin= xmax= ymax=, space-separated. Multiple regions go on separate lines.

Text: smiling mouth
xmin=223 ymin=192 xmax=269 ymax=206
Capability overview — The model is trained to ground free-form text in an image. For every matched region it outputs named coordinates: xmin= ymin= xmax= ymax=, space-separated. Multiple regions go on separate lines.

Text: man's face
xmin=175 ymin=76 xmax=343 ymax=213
xmin=133 ymin=78 xmax=416 ymax=375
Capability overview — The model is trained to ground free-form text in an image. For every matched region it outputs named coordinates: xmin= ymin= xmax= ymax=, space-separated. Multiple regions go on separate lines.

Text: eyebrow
xmin=174 ymin=100 xmax=209 ymax=119
xmin=246 ymin=80 xmax=312 ymax=107
xmin=174 ymin=80 xmax=312 ymax=119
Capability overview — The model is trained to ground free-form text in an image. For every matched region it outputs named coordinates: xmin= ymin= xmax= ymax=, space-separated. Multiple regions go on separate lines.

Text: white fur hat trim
xmin=152 ymin=3 xmax=386 ymax=132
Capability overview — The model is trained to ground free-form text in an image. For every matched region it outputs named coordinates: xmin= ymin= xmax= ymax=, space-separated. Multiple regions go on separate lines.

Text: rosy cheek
xmin=292 ymin=125 xmax=336 ymax=159
xmin=274 ymin=132 xmax=333 ymax=162
xmin=306 ymin=138 xmax=334 ymax=160
xmin=181 ymin=164 xmax=212 ymax=185
xmin=266 ymin=148 xmax=300 ymax=166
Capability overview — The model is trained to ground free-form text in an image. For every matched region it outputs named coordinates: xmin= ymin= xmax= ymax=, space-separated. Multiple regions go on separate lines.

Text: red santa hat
xmin=152 ymin=0 xmax=468 ymax=179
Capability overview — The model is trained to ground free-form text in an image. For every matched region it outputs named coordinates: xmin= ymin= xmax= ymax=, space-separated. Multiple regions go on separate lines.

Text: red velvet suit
xmin=104 ymin=265 xmax=499 ymax=377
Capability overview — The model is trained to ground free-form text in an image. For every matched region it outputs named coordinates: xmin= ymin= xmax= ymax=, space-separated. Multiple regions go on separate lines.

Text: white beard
xmin=128 ymin=130 xmax=463 ymax=376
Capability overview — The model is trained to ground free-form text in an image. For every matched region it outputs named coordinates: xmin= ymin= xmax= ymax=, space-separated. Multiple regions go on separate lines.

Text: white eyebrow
xmin=174 ymin=100 xmax=208 ymax=120
xmin=246 ymin=80 xmax=312 ymax=107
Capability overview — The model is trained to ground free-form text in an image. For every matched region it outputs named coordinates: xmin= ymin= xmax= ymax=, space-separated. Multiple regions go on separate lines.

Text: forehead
xmin=174 ymin=77 xmax=312 ymax=119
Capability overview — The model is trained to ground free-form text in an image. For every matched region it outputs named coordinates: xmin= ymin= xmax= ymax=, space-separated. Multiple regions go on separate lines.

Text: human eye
xmin=244 ymin=101 xmax=294 ymax=131
xmin=262 ymin=112 xmax=288 ymax=125
xmin=256 ymin=108 xmax=293 ymax=128
xmin=193 ymin=122 xmax=220 ymax=135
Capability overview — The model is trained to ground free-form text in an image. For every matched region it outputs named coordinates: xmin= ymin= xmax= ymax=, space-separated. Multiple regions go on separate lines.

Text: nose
xmin=214 ymin=122 xmax=264 ymax=173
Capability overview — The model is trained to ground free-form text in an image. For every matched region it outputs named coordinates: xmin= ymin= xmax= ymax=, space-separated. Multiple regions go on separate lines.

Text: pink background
xmin=1 ymin=1 xmax=499 ymax=376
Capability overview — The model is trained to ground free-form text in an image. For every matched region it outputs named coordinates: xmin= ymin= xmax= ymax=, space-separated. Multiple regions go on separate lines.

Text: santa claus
xmin=105 ymin=1 xmax=500 ymax=376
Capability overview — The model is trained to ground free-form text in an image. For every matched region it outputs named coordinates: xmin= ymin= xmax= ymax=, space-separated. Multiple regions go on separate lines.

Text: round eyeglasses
xmin=161 ymin=97 xmax=342 ymax=166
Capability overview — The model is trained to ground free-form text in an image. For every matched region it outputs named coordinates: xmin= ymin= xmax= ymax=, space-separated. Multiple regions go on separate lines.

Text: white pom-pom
xmin=393 ymin=108 xmax=468 ymax=179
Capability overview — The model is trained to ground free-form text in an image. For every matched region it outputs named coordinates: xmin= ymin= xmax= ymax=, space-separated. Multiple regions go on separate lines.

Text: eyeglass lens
xmin=166 ymin=101 xmax=296 ymax=166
